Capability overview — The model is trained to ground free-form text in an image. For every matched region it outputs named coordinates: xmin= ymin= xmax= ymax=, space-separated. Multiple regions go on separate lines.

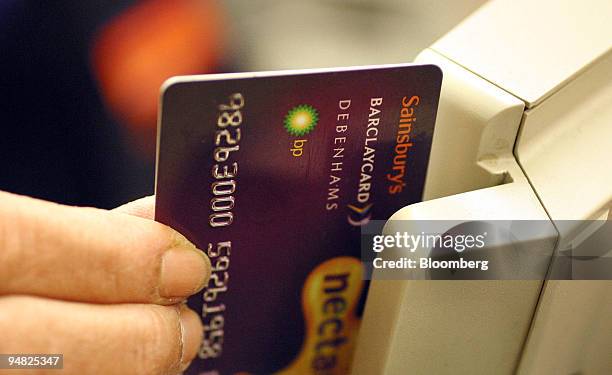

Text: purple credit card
xmin=155 ymin=64 xmax=442 ymax=375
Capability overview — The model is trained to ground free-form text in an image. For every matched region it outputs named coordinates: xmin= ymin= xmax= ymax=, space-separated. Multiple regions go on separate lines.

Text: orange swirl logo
xmin=277 ymin=257 xmax=364 ymax=375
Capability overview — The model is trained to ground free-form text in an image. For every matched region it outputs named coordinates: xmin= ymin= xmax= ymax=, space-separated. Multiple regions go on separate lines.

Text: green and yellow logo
xmin=284 ymin=104 xmax=319 ymax=137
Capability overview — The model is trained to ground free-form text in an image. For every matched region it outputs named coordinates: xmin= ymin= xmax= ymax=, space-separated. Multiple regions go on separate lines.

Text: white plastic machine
xmin=352 ymin=0 xmax=612 ymax=374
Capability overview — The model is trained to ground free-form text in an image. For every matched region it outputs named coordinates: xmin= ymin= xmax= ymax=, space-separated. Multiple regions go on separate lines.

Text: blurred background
xmin=0 ymin=0 xmax=485 ymax=208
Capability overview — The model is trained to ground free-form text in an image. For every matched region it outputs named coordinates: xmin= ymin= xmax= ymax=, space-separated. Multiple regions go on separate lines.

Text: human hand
xmin=0 ymin=192 xmax=210 ymax=374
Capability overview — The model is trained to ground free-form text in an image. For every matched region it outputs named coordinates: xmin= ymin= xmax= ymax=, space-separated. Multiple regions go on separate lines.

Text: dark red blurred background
xmin=0 ymin=0 xmax=228 ymax=208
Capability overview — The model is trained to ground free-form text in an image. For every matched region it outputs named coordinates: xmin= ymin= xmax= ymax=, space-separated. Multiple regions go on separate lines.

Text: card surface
xmin=155 ymin=64 xmax=442 ymax=375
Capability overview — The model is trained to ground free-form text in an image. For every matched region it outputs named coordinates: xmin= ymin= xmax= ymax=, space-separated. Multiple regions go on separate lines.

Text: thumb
xmin=113 ymin=195 xmax=156 ymax=219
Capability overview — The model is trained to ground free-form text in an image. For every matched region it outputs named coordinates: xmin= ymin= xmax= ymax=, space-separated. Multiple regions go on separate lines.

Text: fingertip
xmin=178 ymin=304 xmax=203 ymax=371
xmin=159 ymin=247 xmax=211 ymax=301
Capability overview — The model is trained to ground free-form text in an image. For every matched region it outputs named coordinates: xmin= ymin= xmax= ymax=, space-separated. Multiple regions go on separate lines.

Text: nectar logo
xmin=285 ymin=104 xmax=318 ymax=157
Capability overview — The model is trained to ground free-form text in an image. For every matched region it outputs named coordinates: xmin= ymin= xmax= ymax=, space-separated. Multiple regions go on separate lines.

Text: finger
xmin=113 ymin=195 xmax=156 ymax=219
xmin=0 ymin=295 xmax=203 ymax=375
xmin=0 ymin=191 xmax=210 ymax=304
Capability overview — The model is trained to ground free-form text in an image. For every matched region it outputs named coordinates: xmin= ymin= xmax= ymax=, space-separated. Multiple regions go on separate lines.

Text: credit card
xmin=155 ymin=64 xmax=442 ymax=375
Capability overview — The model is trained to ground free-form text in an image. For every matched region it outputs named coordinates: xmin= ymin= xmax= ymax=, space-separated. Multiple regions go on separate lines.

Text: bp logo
xmin=284 ymin=105 xmax=319 ymax=136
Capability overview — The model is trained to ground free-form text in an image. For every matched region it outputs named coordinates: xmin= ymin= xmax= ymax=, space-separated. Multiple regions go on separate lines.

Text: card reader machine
xmin=352 ymin=0 xmax=612 ymax=374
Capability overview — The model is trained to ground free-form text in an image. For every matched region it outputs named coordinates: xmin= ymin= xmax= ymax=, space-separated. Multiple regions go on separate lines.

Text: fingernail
xmin=160 ymin=247 xmax=211 ymax=299
xmin=178 ymin=305 xmax=203 ymax=371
